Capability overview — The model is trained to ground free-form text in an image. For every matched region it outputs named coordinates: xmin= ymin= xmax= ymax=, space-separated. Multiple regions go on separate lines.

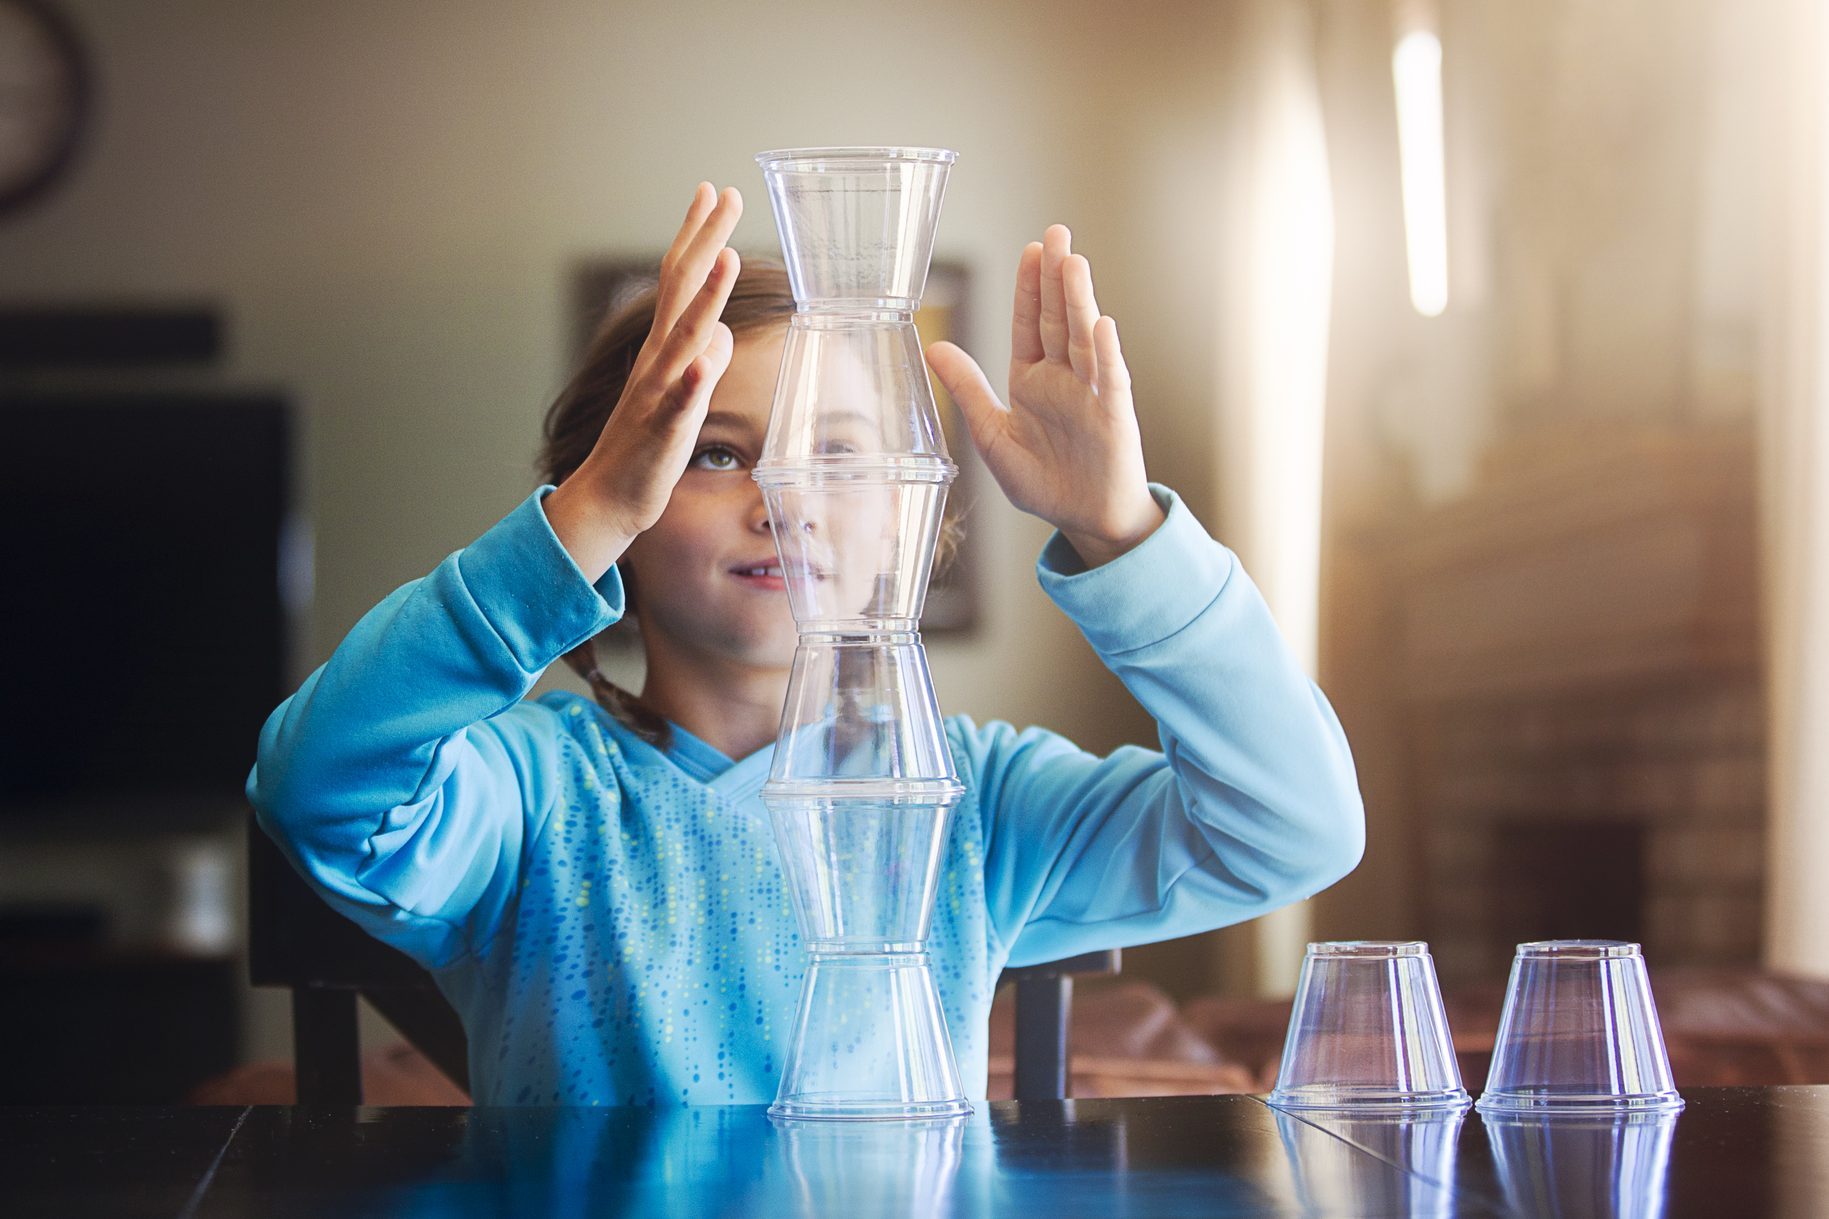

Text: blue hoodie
xmin=249 ymin=484 xmax=1363 ymax=1105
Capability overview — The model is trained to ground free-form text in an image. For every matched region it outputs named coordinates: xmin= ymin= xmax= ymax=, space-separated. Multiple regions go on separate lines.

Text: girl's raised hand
xmin=925 ymin=225 xmax=1163 ymax=569
xmin=546 ymin=183 xmax=743 ymax=582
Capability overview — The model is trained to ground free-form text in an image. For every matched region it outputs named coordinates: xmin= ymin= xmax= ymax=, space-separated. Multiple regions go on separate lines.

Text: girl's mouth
xmin=730 ymin=561 xmax=788 ymax=592
xmin=729 ymin=559 xmax=830 ymax=590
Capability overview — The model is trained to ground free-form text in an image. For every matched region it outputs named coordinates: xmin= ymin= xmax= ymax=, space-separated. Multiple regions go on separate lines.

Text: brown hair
xmin=539 ymin=260 xmax=798 ymax=744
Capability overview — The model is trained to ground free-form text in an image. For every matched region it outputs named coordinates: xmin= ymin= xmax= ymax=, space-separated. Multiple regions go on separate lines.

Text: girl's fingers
xmin=653 ymin=183 xmax=718 ymax=324
xmin=654 ymin=186 xmax=743 ymax=335
xmin=668 ymin=322 xmax=736 ymax=421
xmin=660 ymin=183 xmax=716 ymax=272
xmin=1038 ymin=225 xmax=1072 ymax=363
xmin=1062 ymin=254 xmax=1101 ymax=384
xmin=1092 ymin=315 xmax=1131 ymax=407
xmin=1011 ymin=242 xmax=1045 ymax=364
xmin=925 ymin=341 xmax=1008 ymax=455
xmin=653 ymin=247 xmax=741 ymax=384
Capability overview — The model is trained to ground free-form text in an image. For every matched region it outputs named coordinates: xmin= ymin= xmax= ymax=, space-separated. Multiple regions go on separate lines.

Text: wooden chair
xmin=249 ymin=818 xmax=1119 ymax=1104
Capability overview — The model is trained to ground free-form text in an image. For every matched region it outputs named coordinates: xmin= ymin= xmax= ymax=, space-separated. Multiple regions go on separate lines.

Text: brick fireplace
xmin=1336 ymin=427 xmax=1764 ymax=985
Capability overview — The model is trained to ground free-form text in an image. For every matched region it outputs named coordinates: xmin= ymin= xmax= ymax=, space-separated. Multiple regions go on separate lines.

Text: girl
xmin=250 ymin=182 xmax=1364 ymax=1107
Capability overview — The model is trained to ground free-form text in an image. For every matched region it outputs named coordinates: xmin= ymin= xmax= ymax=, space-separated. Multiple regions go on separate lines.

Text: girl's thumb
xmin=924 ymin=342 xmax=1005 ymax=451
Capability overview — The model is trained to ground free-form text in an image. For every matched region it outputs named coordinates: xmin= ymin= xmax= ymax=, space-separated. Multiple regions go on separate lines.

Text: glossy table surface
xmin=3 ymin=1087 xmax=1826 ymax=1217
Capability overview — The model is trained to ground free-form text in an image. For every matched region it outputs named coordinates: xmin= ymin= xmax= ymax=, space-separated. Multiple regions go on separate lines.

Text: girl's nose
xmin=750 ymin=494 xmax=817 ymax=536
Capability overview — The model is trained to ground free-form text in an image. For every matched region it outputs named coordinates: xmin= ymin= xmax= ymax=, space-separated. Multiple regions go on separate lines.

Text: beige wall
xmin=1 ymin=0 xmax=1277 ymax=1051
xmin=0 ymin=0 xmax=1259 ymax=745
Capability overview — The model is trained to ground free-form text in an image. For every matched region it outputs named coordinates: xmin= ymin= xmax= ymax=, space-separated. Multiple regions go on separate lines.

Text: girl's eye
xmin=691 ymin=445 xmax=742 ymax=471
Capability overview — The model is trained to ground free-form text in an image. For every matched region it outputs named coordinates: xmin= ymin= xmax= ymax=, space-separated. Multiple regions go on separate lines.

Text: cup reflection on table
xmin=1273 ymin=1107 xmax=1466 ymax=1218
xmin=777 ymin=1113 xmax=968 ymax=1216
xmin=1483 ymin=1110 xmax=1681 ymax=1219
xmin=397 ymin=1105 xmax=974 ymax=1218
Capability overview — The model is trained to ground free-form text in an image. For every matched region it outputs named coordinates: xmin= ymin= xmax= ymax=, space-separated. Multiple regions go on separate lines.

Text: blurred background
xmin=3 ymin=0 xmax=1826 ymax=1103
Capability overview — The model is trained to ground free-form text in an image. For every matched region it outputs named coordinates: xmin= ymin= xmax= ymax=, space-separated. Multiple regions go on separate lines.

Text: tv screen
xmin=0 ymin=391 xmax=294 ymax=822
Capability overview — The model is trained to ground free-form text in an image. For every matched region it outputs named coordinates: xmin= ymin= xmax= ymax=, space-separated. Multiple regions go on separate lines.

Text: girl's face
xmin=620 ymin=328 xmax=800 ymax=674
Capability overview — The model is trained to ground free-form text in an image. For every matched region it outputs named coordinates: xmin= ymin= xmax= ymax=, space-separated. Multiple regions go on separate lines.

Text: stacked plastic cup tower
xmin=752 ymin=146 xmax=971 ymax=1122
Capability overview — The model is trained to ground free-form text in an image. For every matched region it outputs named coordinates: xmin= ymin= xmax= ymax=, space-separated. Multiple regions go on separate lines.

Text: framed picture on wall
xmin=568 ymin=256 xmax=982 ymax=635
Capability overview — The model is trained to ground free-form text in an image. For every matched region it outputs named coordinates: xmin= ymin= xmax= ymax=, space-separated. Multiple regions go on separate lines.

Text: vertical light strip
xmin=1393 ymin=26 xmax=1448 ymax=316
xmin=1223 ymin=0 xmax=1337 ymax=996
xmin=1763 ymin=0 xmax=1829 ymax=981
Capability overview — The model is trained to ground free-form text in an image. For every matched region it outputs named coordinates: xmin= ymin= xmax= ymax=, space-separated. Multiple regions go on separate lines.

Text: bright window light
xmin=1394 ymin=28 xmax=1448 ymax=317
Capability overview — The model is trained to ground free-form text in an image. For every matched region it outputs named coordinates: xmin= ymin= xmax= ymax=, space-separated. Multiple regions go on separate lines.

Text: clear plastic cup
xmin=751 ymin=143 xmax=968 ymax=1125
xmin=769 ymin=637 xmax=957 ymax=789
xmin=1484 ymin=1110 xmax=1681 ymax=1218
xmin=758 ymin=315 xmax=956 ymax=466
xmin=1477 ymin=940 xmax=1684 ymax=1115
xmin=1268 ymin=941 xmax=1472 ymax=1112
xmin=758 ymin=472 xmax=952 ymax=629
xmin=755 ymin=146 xmax=955 ymax=310
xmin=764 ymin=791 xmax=960 ymax=949
xmin=762 ymin=787 xmax=969 ymax=1122
xmin=768 ymin=948 xmax=971 ymax=1121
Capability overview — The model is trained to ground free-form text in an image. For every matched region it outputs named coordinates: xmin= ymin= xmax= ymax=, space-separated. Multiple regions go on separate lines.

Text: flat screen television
xmin=0 ymin=390 xmax=295 ymax=825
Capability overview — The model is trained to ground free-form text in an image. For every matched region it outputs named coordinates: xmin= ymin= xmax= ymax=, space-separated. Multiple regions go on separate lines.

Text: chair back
xmin=248 ymin=817 xmax=468 ymax=1102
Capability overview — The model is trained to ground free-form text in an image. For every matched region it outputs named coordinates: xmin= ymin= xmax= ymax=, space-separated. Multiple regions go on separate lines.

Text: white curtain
xmin=1759 ymin=0 xmax=1829 ymax=980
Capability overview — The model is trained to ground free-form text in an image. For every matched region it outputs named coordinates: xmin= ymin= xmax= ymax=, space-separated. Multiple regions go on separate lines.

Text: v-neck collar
xmin=663 ymin=721 xmax=773 ymax=806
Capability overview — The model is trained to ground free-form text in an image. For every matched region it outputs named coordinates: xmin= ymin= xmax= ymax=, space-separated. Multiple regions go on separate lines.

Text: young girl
xmin=250 ymin=182 xmax=1364 ymax=1107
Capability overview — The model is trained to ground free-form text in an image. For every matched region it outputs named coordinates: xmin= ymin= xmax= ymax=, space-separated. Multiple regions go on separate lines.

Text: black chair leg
xmin=293 ymin=988 xmax=362 ymax=1106
xmin=1013 ymin=973 xmax=1073 ymax=1101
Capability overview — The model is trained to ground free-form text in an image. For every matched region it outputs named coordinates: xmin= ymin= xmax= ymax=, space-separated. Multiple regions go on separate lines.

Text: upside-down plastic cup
xmin=759 ymin=315 xmax=956 ymax=465
xmin=754 ymin=313 xmax=958 ymax=629
xmin=757 ymin=471 xmax=953 ymax=628
xmin=1267 ymin=941 xmax=1472 ymax=1112
xmin=770 ymin=637 xmax=956 ymax=788
xmin=1477 ymin=940 xmax=1684 ymax=1115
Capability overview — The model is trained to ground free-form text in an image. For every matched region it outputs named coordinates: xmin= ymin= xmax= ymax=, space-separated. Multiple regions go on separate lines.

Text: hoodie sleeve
xmin=962 ymin=485 xmax=1364 ymax=969
xmin=247 ymin=488 xmax=624 ymax=969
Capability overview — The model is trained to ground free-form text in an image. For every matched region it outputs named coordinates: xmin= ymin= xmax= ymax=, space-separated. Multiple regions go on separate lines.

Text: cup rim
xmin=1514 ymin=939 xmax=1642 ymax=960
xmin=755 ymin=455 xmax=959 ymax=485
xmin=1306 ymin=940 xmax=1429 ymax=959
xmin=762 ymin=778 xmax=966 ymax=803
xmin=1477 ymin=1105 xmax=1687 ymax=1129
xmin=756 ymin=146 xmax=959 ymax=169
xmin=1475 ymin=1088 xmax=1685 ymax=1115
xmin=1267 ymin=1085 xmax=1472 ymax=1113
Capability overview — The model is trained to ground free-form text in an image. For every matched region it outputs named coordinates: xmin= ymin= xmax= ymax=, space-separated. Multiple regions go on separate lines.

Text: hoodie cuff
xmin=453 ymin=486 xmax=626 ymax=673
xmin=1036 ymin=484 xmax=1235 ymax=658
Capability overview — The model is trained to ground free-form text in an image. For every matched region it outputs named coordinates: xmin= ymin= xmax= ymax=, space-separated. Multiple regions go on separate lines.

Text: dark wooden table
xmin=3 ymin=1087 xmax=1825 ymax=1217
